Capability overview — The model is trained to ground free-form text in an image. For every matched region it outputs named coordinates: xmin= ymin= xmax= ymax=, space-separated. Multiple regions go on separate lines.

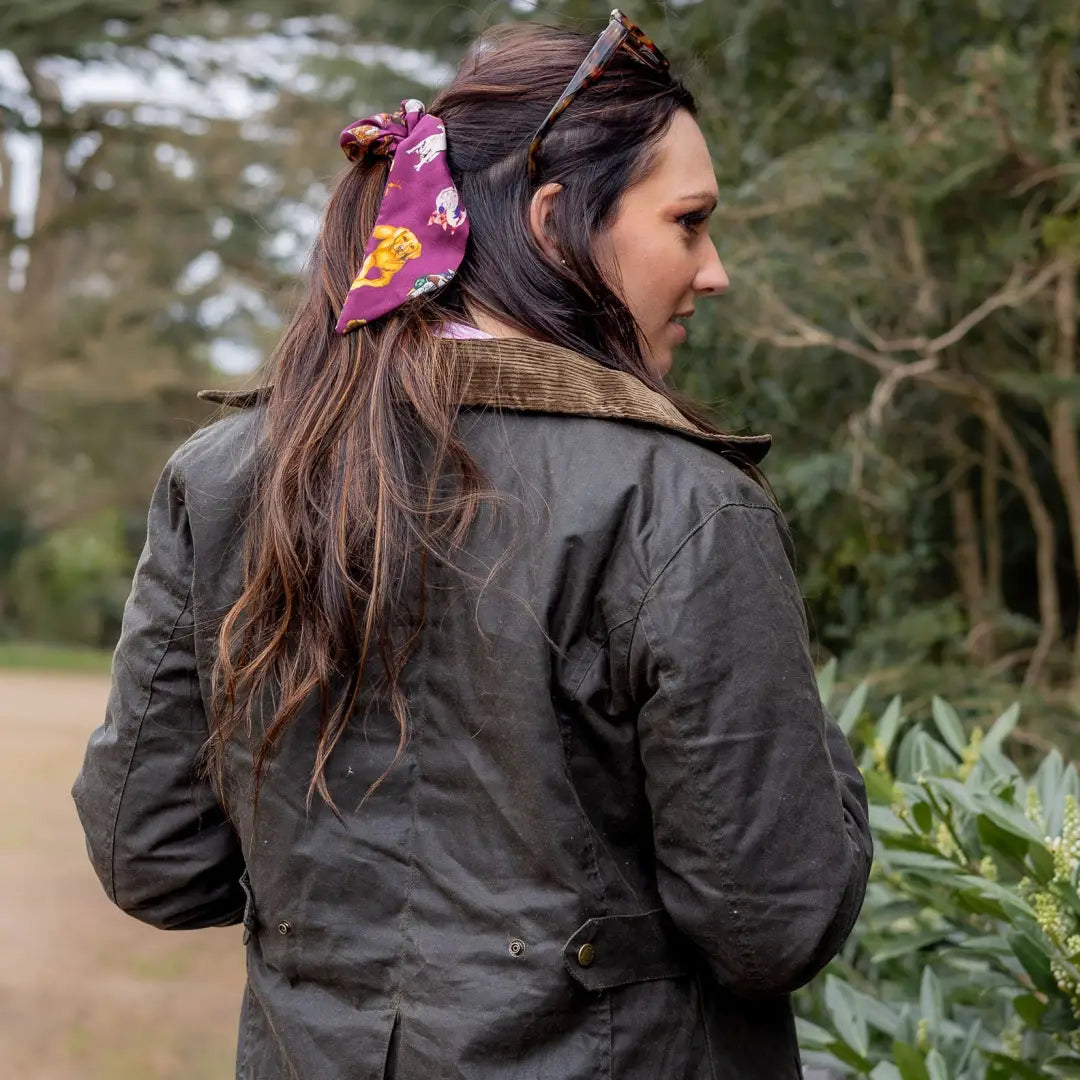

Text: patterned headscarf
xmin=335 ymin=98 xmax=469 ymax=335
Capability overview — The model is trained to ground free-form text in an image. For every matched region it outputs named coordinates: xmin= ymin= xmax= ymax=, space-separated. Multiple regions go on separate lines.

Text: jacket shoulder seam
xmin=623 ymin=500 xmax=780 ymax=676
xmin=567 ymin=614 xmax=637 ymax=700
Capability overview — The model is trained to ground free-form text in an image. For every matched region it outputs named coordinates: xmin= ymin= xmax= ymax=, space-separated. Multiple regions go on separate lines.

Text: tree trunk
xmin=1045 ymin=59 xmax=1080 ymax=682
xmin=975 ymin=398 xmax=1061 ymax=688
xmin=0 ymin=115 xmax=21 ymax=489
xmin=1 ymin=56 xmax=73 ymax=495
xmin=950 ymin=476 xmax=994 ymax=664
xmin=18 ymin=56 xmax=70 ymax=319
xmin=981 ymin=423 xmax=1003 ymax=612
xmin=1046 ymin=265 xmax=1080 ymax=681
xmin=980 ymin=422 xmax=1002 ymax=662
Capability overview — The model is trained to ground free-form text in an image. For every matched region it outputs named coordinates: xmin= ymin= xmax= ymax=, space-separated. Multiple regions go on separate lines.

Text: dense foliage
xmin=797 ymin=667 xmax=1080 ymax=1078
xmin=1 ymin=1 xmax=1078 ymax=736
xmin=3 ymin=4 xmax=1080 ymax=1072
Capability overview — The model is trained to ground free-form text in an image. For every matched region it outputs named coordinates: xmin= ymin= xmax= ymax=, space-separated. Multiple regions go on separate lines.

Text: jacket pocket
xmin=562 ymin=908 xmax=691 ymax=991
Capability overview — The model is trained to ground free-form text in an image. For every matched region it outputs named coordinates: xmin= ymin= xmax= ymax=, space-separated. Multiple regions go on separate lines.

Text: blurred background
xmin=1 ymin=1 xmax=1079 ymax=1077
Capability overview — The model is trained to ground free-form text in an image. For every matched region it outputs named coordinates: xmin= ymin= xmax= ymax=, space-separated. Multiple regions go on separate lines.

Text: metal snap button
xmin=277 ymin=920 xmax=292 ymax=936
xmin=576 ymin=942 xmax=596 ymax=967
xmin=508 ymin=938 xmax=526 ymax=958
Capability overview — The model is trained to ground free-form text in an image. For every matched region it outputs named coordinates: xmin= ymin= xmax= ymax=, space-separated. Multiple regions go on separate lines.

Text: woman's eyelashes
xmin=676 ymin=210 xmax=711 ymax=234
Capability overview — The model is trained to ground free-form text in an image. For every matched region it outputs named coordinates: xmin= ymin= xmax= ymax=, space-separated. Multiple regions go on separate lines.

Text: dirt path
xmin=0 ymin=672 xmax=244 ymax=1080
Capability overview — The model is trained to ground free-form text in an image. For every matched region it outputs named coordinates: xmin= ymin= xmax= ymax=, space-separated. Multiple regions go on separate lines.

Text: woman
xmin=74 ymin=12 xmax=871 ymax=1079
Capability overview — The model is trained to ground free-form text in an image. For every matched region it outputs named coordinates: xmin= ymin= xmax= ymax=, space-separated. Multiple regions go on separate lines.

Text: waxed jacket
xmin=73 ymin=336 xmax=872 ymax=1080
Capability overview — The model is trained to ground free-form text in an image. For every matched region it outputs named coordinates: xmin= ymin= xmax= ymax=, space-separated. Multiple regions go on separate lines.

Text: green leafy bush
xmin=796 ymin=664 xmax=1080 ymax=1079
xmin=7 ymin=510 xmax=132 ymax=647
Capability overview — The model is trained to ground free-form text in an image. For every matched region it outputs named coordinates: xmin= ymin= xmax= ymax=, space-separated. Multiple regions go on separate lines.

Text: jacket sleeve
xmin=72 ymin=452 xmax=246 ymax=930
xmin=630 ymin=499 xmax=872 ymax=996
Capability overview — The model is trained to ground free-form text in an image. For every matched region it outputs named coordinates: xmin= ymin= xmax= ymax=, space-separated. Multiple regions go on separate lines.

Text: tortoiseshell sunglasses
xmin=526 ymin=8 xmax=670 ymax=183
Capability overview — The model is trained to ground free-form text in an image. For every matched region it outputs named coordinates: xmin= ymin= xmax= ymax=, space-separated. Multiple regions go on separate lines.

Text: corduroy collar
xmin=197 ymin=336 xmax=772 ymax=465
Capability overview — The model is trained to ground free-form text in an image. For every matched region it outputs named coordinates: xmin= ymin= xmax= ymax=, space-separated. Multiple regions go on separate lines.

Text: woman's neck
xmin=466 ymin=307 xmax=535 ymax=341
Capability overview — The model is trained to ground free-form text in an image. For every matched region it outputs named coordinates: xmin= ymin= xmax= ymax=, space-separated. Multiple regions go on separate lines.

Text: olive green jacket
xmin=74 ymin=337 xmax=871 ymax=1080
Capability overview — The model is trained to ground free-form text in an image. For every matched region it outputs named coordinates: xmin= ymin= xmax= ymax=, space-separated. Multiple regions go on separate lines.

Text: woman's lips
xmin=669 ymin=320 xmax=687 ymax=342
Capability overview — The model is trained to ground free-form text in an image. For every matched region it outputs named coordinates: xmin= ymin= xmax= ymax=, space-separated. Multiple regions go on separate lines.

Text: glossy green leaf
xmin=986 ymin=1054 xmax=1048 ymax=1080
xmin=833 ymin=1045 xmax=876 ymax=1071
xmin=955 ymin=1019 xmax=983 ymax=1073
xmin=877 ymin=695 xmax=904 ymax=754
xmin=845 ymin=984 xmax=904 ymax=1038
xmin=865 ymin=768 xmax=897 ymax=806
xmin=893 ymin=1041 xmax=931 ymax=1080
xmin=816 ymin=657 xmax=838 ymax=709
xmin=1041 ymin=995 xmax=1080 ymax=1033
xmin=1012 ymin=992 xmax=1047 ymax=1027
xmin=976 ymin=813 xmax=1030 ymax=870
xmin=1028 ymin=842 xmax=1054 ymax=885
xmin=919 ymin=968 xmax=944 ymax=1028
xmin=871 ymin=1064 xmax=903 ymax=1080
xmin=869 ymin=804 xmax=907 ymax=832
xmin=983 ymin=704 xmax=1019 ymax=753
xmin=794 ymin=1016 xmax=834 ymax=1051
xmin=837 ymin=680 xmax=869 ymax=737
xmin=880 ymin=849 xmax=959 ymax=873
xmin=1042 ymin=1056 xmax=1080 ymax=1078
xmin=931 ymin=696 xmax=967 ymax=758
xmin=1035 ymin=751 xmax=1065 ymax=828
xmin=895 ymin=725 xmax=921 ymax=783
xmin=870 ymin=932 xmax=953 ymax=963
xmin=911 ymin=733 xmax=959 ymax=778
xmin=974 ymin=799 xmax=1046 ymax=846
xmin=956 ymin=875 xmax=1036 ymax=920
xmin=1009 ymin=932 xmax=1058 ymax=996
xmin=824 ymin=974 xmax=869 ymax=1058
xmin=1028 ymin=840 xmax=1056 ymax=883
xmin=925 ymin=1049 xmax=949 ymax=1080
xmin=924 ymin=776 xmax=982 ymax=817
xmin=912 ymin=800 xmax=934 ymax=834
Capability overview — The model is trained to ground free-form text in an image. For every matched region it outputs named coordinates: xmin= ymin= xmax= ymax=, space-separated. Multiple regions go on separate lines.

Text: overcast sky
xmin=0 ymin=22 xmax=455 ymax=232
xmin=0 ymin=22 xmax=456 ymax=371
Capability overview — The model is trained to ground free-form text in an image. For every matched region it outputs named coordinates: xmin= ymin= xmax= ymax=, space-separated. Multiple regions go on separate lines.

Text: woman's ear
xmin=528 ymin=182 xmax=564 ymax=262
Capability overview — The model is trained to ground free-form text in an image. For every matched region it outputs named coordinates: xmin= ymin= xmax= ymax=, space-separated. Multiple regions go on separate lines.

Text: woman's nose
xmin=696 ymin=240 xmax=730 ymax=296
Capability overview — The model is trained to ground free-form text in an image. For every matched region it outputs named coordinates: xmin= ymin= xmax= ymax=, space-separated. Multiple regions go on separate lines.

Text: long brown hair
xmin=208 ymin=21 xmax=749 ymax=811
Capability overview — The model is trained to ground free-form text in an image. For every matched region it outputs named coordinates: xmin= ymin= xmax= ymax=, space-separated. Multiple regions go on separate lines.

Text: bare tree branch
xmin=1054 ymin=180 xmax=1080 ymax=217
xmin=979 ymin=78 xmax=1042 ymax=170
xmin=1009 ymin=162 xmax=1080 ymax=197
xmin=925 ymin=258 xmax=1072 ymax=355
xmin=743 ymin=257 xmax=1074 ymax=385
xmin=867 ymin=356 xmax=940 ymax=427
xmin=899 ymin=212 xmax=938 ymax=322
xmin=739 ymin=259 xmax=1068 ymax=687
xmin=743 ymin=283 xmax=899 ymax=373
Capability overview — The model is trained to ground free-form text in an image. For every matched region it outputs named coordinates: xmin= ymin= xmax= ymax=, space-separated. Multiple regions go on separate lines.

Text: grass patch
xmin=0 ymin=641 xmax=113 ymax=674
xmin=122 ymin=947 xmax=195 ymax=982
xmin=64 ymin=1019 xmax=236 ymax=1080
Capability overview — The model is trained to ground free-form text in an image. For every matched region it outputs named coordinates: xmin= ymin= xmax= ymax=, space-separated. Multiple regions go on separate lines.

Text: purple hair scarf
xmin=335 ymin=99 xmax=469 ymax=334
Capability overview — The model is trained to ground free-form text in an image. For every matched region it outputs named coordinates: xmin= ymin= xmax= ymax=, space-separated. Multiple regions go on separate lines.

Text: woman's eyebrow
xmin=678 ymin=191 xmax=719 ymax=209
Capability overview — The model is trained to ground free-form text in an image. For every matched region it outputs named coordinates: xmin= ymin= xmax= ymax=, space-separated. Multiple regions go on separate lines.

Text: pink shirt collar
xmin=434 ymin=321 xmax=494 ymax=340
